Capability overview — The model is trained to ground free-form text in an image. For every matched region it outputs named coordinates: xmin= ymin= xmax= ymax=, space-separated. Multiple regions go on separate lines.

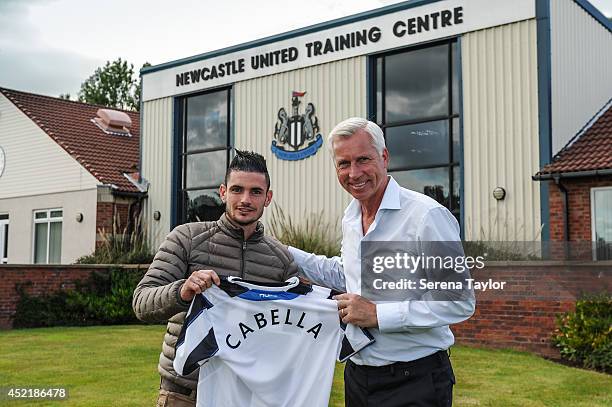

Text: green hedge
xmin=13 ymin=267 xmax=147 ymax=328
xmin=552 ymin=294 xmax=612 ymax=373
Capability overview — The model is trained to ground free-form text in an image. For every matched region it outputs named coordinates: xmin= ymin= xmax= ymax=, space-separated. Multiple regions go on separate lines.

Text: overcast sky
xmin=1 ymin=0 xmax=610 ymax=98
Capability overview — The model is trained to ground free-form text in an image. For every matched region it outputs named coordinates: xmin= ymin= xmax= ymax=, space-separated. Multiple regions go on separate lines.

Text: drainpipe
xmin=553 ymin=175 xmax=569 ymax=258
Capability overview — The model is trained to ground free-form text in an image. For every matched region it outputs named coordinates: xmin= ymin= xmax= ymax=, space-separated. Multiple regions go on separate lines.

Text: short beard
xmin=225 ymin=209 xmax=259 ymax=227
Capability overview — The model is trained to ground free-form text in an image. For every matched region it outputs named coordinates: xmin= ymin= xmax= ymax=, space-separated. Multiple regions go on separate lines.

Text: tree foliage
xmin=77 ymin=58 xmax=150 ymax=111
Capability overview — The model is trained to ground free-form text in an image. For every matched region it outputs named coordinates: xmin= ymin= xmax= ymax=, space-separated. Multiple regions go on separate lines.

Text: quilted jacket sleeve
xmin=132 ymin=224 xmax=193 ymax=322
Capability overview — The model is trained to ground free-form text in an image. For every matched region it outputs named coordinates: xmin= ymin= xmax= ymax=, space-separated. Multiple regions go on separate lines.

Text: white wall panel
xmin=141 ymin=97 xmax=174 ymax=249
xmin=462 ymin=20 xmax=542 ymax=241
xmin=0 ymin=93 xmax=99 ymax=198
xmin=234 ymin=57 xmax=367 ymax=228
xmin=0 ymin=189 xmax=97 ymax=264
xmin=551 ymin=0 xmax=612 ymax=154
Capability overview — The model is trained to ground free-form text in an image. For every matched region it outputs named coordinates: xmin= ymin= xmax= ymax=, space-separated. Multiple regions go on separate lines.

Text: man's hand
xmin=180 ymin=270 xmax=221 ymax=302
xmin=334 ymin=293 xmax=378 ymax=328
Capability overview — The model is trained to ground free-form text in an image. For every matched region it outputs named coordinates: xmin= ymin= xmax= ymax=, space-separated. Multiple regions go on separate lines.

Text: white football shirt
xmin=174 ymin=276 xmax=374 ymax=407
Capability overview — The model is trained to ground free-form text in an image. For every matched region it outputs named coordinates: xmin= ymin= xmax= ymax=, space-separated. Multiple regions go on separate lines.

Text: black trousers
xmin=344 ymin=351 xmax=455 ymax=407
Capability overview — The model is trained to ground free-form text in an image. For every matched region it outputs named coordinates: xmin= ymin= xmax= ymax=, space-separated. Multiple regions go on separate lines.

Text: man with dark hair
xmin=133 ymin=149 xmax=298 ymax=407
xmin=225 ymin=149 xmax=271 ymax=189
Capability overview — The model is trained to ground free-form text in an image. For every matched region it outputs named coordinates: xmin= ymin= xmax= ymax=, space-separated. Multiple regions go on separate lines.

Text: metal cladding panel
xmin=462 ymin=20 xmax=542 ymax=241
xmin=234 ymin=57 xmax=367 ymax=227
xmin=551 ymin=0 xmax=612 ymax=155
xmin=141 ymin=97 xmax=173 ymax=249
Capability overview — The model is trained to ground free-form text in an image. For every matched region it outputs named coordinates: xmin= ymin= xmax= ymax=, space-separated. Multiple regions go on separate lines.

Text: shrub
xmin=12 ymin=267 xmax=147 ymax=328
xmin=462 ymin=241 xmax=541 ymax=261
xmin=268 ymin=204 xmax=341 ymax=258
xmin=552 ymin=294 xmax=612 ymax=373
xmin=75 ymin=222 xmax=154 ymax=265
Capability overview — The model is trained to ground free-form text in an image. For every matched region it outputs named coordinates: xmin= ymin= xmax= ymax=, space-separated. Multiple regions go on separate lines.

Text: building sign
xmin=142 ymin=0 xmax=535 ymax=101
xmin=271 ymin=91 xmax=323 ymax=161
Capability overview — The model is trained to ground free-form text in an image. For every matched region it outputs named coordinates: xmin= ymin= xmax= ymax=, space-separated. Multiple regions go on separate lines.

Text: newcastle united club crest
xmin=271 ymin=91 xmax=323 ymax=161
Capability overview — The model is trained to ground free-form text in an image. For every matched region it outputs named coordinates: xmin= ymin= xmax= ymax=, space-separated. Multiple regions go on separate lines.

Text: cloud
xmin=0 ymin=47 xmax=102 ymax=97
xmin=0 ymin=0 xmax=102 ymax=97
xmin=0 ymin=0 xmax=58 ymax=41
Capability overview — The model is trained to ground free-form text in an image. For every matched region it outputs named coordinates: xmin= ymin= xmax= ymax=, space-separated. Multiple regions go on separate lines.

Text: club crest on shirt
xmin=271 ymin=91 xmax=323 ymax=161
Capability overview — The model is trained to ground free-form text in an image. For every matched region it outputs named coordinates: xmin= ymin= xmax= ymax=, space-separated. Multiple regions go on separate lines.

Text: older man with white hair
xmin=288 ymin=118 xmax=475 ymax=407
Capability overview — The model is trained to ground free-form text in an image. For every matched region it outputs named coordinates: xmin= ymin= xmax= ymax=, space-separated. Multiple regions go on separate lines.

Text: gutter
xmin=111 ymin=189 xmax=147 ymax=198
xmin=532 ymin=168 xmax=612 ymax=181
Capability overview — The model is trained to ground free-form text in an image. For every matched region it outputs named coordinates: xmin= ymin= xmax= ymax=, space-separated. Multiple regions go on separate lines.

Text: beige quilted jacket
xmin=132 ymin=213 xmax=299 ymax=390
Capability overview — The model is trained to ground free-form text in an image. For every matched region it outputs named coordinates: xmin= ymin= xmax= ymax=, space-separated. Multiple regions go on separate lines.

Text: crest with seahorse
xmin=272 ymin=91 xmax=323 ymax=161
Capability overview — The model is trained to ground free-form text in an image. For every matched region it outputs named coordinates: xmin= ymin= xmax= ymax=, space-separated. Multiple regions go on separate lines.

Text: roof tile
xmin=537 ymin=103 xmax=612 ymax=176
xmin=0 ymin=87 xmax=140 ymax=193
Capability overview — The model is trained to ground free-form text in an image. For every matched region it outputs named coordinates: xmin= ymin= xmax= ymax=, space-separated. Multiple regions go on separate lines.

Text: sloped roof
xmin=536 ymin=100 xmax=612 ymax=177
xmin=0 ymin=87 xmax=141 ymax=193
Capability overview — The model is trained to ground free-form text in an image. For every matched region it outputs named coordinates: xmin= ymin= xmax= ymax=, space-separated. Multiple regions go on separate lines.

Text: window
xmin=374 ymin=40 xmax=461 ymax=222
xmin=177 ymin=88 xmax=230 ymax=223
xmin=33 ymin=209 xmax=62 ymax=264
xmin=0 ymin=214 xmax=8 ymax=264
xmin=591 ymin=187 xmax=612 ymax=260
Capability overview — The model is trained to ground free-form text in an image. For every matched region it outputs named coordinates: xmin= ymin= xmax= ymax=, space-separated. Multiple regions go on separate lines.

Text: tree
xmin=78 ymin=58 xmax=149 ymax=111
xmin=133 ymin=62 xmax=152 ymax=109
xmin=58 ymin=93 xmax=71 ymax=100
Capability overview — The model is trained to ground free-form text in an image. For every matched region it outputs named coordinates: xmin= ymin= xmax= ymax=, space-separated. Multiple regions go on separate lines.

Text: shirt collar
xmin=345 ymin=176 xmax=401 ymax=219
xmin=379 ymin=176 xmax=402 ymax=211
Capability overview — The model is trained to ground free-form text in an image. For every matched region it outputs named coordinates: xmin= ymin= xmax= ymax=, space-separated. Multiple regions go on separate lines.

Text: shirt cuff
xmin=376 ymin=302 xmax=405 ymax=333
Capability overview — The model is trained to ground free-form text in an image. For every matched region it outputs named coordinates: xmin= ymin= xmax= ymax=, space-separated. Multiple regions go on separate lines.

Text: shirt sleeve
xmin=288 ymin=246 xmax=347 ymax=292
xmin=376 ymin=207 xmax=476 ymax=332
xmin=174 ymin=293 xmax=219 ymax=376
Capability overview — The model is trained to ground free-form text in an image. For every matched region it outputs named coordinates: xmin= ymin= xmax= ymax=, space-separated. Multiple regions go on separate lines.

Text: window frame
xmin=32 ymin=208 xmax=63 ymax=264
xmin=372 ymin=38 xmax=460 ymax=217
xmin=177 ymin=87 xmax=232 ymax=224
xmin=590 ymin=186 xmax=612 ymax=260
xmin=0 ymin=214 xmax=8 ymax=264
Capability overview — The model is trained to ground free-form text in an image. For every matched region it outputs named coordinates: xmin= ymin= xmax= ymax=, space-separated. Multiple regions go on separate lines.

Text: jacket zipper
xmin=240 ymin=240 xmax=247 ymax=278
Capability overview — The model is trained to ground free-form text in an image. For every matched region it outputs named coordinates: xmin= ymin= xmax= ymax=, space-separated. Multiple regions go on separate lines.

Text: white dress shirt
xmin=289 ymin=176 xmax=476 ymax=366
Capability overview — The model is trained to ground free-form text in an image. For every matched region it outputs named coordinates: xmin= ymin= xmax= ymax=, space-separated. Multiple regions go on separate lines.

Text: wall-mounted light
xmin=153 ymin=211 xmax=161 ymax=221
xmin=75 ymin=212 xmax=84 ymax=222
xmin=492 ymin=187 xmax=506 ymax=201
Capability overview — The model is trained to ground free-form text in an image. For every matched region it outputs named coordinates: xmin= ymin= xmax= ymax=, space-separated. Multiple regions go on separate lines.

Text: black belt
xmin=348 ymin=350 xmax=450 ymax=375
xmin=160 ymin=377 xmax=195 ymax=397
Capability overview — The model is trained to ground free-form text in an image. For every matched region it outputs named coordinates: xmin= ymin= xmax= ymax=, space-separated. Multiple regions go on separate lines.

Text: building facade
xmin=0 ymin=88 xmax=143 ymax=264
xmin=140 ymin=0 xmax=612 ymax=249
xmin=534 ymin=101 xmax=612 ymax=259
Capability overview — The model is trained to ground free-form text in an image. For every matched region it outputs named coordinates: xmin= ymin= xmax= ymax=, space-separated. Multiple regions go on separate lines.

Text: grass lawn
xmin=0 ymin=325 xmax=610 ymax=406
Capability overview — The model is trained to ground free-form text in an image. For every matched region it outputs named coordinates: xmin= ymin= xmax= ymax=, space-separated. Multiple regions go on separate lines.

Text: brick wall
xmin=96 ymin=202 xmax=132 ymax=233
xmin=548 ymin=176 xmax=612 ymax=241
xmin=452 ymin=262 xmax=611 ymax=358
xmin=1 ymin=263 xmax=610 ymax=360
xmin=0 ymin=265 xmax=146 ymax=329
